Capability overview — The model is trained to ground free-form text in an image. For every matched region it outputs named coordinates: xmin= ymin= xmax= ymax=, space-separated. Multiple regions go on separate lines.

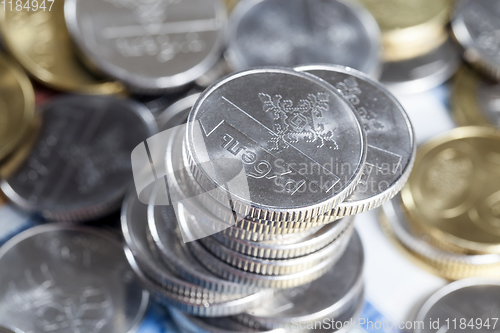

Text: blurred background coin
xmin=401 ymin=126 xmax=500 ymax=255
xmin=414 ymin=278 xmax=500 ymax=333
xmin=226 ymin=0 xmax=381 ymax=77
xmin=0 ymin=55 xmax=35 ymax=162
xmin=0 ymin=224 xmax=149 ymax=333
xmin=186 ymin=68 xmax=367 ymax=222
xmin=380 ymin=38 xmax=462 ymax=95
xmin=1 ymin=95 xmax=157 ymax=222
xmin=297 ymin=65 xmax=415 ymax=217
xmin=452 ymin=0 xmax=500 ymax=82
xmin=359 ymin=0 xmax=453 ymax=62
xmin=0 ymin=0 xmax=125 ymax=94
xmin=65 ymin=0 xmax=228 ymax=94
xmin=380 ymin=195 xmax=500 ymax=280
xmin=452 ymin=65 xmax=500 ymax=128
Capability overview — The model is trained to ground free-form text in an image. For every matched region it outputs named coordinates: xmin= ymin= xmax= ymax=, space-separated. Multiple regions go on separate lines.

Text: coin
xmin=157 ymin=93 xmax=200 ymax=130
xmin=414 ymin=278 xmax=500 ymax=333
xmin=401 ymin=126 xmax=500 ymax=255
xmin=297 ymin=65 xmax=415 ymax=216
xmin=380 ymin=195 xmax=500 ymax=280
xmin=1 ymin=95 xmax=157 ymax=222
xmin=452 ymin=66 xmax=500 ymax=128
xmin=65 ymin=0 xmax=227 ymax=94
xmin=186 ymin=68 xmax=367 ymax=222
xmin=226 ymin=0 xmax=381 ymax=76
xmin=452 ymin=0 xmax=500 ymax=81
xmin=358 ymin=0 xmax=452 ymax=62
xmin=0 ymin=224 xmax=149 ymax=333
xmin=0 ymin=1 xmax=125 ymax=94
xmin=236 ymin=230 xmax=364 ymax=330
xmin=380 ymin=38 xmax=462 ymax=95
xmin=0 ymin=54 xmax=35 ymax=162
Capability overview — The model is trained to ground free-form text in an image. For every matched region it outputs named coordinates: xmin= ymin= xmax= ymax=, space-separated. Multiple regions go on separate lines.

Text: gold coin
xmin=358 ymin=0 xmax=453 ymax=61
xmin=0 ymin=1 xmax=125 ymax=94
xmin=379 ymin=211 xmax=500 ymax=280
xmin=452 ymin=66 xmax=500 ymax=128
xmin=0 ymin=113 xmax=40 ymax=179
xmin=401 ymin=126 xmax=500 ymax=255
xmin=0 ymin=54 xmax=35 ymax=162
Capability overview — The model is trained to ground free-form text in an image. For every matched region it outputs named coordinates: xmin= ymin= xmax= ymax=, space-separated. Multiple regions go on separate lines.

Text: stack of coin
xmin=380 ymin=126 xmax=500 ymax=280
xmin=358 ymin=0 xmax=461 ymax=94
xmin=122 ymin=64 xmax=415 ymax=330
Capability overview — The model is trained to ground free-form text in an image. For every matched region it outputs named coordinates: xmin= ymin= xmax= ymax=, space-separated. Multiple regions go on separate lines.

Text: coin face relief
xmin=297 ymin=65 xmax=415 ymax=214
xmin=452 ymin=0 xmax=500 ymax=81
xmin=186 ymin=68 xmax=367 ymax=221
xmin=0 ymin=225 xmax=149 ymax=333
xmin=226 ymin=0 xmax=381 ymax=76
xmin=0 ymin=95 xmax=157 ymax=222
xmin=65 ymin=0 xmax=228 ymax=93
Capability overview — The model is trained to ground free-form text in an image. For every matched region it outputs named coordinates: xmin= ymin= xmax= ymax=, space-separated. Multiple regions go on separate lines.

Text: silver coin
xmin=226 ymin=0 xmax=381 ymax=76
xmin=380 ymin=38 xmax=462 ymax=95
xmin=414 ymin=278 xmax=500 ymax=333
xmin=297 ymin=65 xmax=415 ymax=216
xmin=170 ymin=308 xmax=286 ymax=333
xmin=380 ymin=195 xmax=500 ymax=267
xmin=186 ymin=68 xmax=367 ymax=222
xmin=212 ymin=217 xmax=352 ymax=259
xmin=157 ymin=93 xmax=200 ymax=130
xmin=237 ymin=230 xmax=364 ymax=329
xmin=65 ymin=0 xmax=228 ymax=93
xmin=1 ymin=95 xmax=157 ymax=222
xmin=452 ymin=0 xmax=500 ymax=81
xmin=124 ymin=247 xmax=271 ymax=317
xmin=121 ymin=190 xmax=242 ymax=302
xmin=0 ymin=224 xmax=149 ymax=333
xmin=477 ymin=75 xmax=500 ymax=127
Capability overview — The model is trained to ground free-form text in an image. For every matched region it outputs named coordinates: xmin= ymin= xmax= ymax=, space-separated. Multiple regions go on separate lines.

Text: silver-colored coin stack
xmin=123 ymin=64 xmax=416 ymax=331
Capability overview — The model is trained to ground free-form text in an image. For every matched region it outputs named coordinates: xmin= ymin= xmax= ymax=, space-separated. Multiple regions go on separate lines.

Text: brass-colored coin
xmin=358 ymin=0 xmax=453 ymax=61
xmin=0 ymin=1 xmax=125 ymax=94
xmin=225 ymin=0 xmax=238 ymax=12
xmin=452 ymin=66 xmax=500 ymax=128
xmin=0 ymin=113 xmax=40 ymax=179
xmin=401 ymin=126 xmax=500 ymax=255
xmin=0 ymin=54 xmax=35 ymax=162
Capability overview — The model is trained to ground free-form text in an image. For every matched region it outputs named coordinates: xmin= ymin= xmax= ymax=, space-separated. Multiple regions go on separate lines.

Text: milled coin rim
xmin=296 ymin=64 xmax=416 ymax=217
xmin=0 ymin=224 xmax=150 ymax=333
xmin=186 ymin=67 xmax=367 ymax=222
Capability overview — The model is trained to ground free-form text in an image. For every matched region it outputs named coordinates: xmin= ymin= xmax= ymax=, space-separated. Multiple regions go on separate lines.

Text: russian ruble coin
xmin=380 ymin=38 xmax=462 ymax=95
xmin=0 ymin=1 xmax=125 ymax=94
xmin=211 ymin=217 xmax=352 ymax=259
xmin=452 ymin=66 xmax=500 ymax=128
xmin=1 ymin=95 xmax=157 ymax=222
xmin=358 ymin=0 xmax=453 ymax=62
xmin=170 ymin=308 xmax=286 ymax=333
xmin=65 ymin=0 xmax=227 ymax=94
xmin=401 ymin=126 xmax=500 ymax=255
xmin=0 ymin=224 xmax=149 ymax=333
xmin=452 ymin=0 xmax=500 ymax=82
xmin=226 ymin=0 xmax=381 ymax=77
xmin=121 ymin=190 xmax=243 ymax=303
xmin=296 ymin=65 xmax=415 ymax=216
xmin=199 ymin=223 xmax=354 ymax=275
xmin=186 ymin=68 xmax=367 ymax=222
xmin=413 ymin=278 xmax=500 ymax=333
xmin=0 ymin=55 xmax=35 ymax=162
xmin=380 ymin=195 xmax=500 ymax=281
xmin=236 ymin=231 xmax=364 ymax=330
